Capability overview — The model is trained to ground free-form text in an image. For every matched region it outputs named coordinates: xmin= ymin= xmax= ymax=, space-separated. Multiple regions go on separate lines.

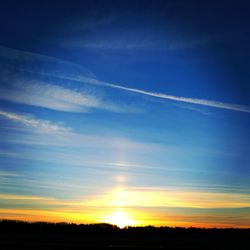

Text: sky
xmin=0 ymin=0 xmax=250 ymax=228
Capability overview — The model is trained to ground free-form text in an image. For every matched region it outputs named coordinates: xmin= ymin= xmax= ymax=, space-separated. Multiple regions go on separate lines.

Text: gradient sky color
xmin=0 ymin=0 xmax=250 ymax=228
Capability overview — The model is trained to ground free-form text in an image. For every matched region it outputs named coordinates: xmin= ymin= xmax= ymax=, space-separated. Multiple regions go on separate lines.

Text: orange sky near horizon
xmin=1 ymin=188 xmax=249 ymax=228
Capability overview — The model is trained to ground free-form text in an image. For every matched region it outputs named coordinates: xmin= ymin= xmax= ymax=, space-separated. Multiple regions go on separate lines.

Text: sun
xmin=104 ymin=208 xmax=136 ymax=228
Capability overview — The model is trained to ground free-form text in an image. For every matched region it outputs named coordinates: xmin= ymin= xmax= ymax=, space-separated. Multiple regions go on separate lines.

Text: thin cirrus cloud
xmin=0 ymin=78 xmax=101 ymax=113
xmin=0 ymin=76 xmax=141 ymax=114
xmin=0 ymin=45 xmax=94 ymax=78
xmin=1 ymin=45 xmax=250 ymax=114
xmin=0 ymin=46 xmax=139 ymax=114
xmin=60 ymin=13 xmax=230 ymax=51
xmin=1 ymin=122 xmax=161 ymax=154
xmin=63 ymin=33 xmax=226 ymax=51
xmin=1 ymin=189 xmax=250 ymax=210
xmin=0 ymin=109 xmax=70 ymax=133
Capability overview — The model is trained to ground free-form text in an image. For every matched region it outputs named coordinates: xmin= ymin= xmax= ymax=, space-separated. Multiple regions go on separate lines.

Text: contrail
xmin=84 ymin=78 xmax=250 ymax=113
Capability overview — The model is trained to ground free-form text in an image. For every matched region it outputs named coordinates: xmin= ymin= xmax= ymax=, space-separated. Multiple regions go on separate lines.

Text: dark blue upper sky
xmin=0 ymin=0 xmax=249 ymax=227
xmin=1 ymin=0 xmax=250 ymax=102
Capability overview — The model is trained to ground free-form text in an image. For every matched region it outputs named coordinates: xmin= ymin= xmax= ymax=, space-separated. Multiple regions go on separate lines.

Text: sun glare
xmin=104 ymin=208 xmax=136 ymax=228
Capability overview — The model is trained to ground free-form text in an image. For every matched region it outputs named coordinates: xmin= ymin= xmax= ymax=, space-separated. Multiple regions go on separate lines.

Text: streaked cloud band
xmin=0 ymin=110 xmax=70 ymax=133
xmin=86 ymin=78 xmax=250 ymax=113
xmin=1 ymin=45 xmax=250 ymax=114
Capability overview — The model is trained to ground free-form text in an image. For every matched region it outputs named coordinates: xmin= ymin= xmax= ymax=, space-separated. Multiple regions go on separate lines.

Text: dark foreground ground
xmin=0 ymin=220 xmax=249 ymax=250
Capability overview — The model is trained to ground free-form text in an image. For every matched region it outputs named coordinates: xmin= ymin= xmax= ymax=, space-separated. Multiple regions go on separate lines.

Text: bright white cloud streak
xmin=85 ymin=78 xmax=250 ymax=113
xmin=0 ymin=110 xmax=70 ymax=133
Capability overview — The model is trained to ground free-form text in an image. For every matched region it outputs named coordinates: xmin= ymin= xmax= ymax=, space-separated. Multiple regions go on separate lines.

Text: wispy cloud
xmin=63 ymin=16 xmax=116 ymax=32
xmin=0 ymin=128 xmax=162 ymax=156
xmin=0 ymin=171 xmax=22 ymax=178
xmin=0 ymin=45 xmax=94 ymax=78
xmin=58 ymin=13 xmax=235 ymax=51
xmin=0 ymin=194 xmax=55 ymax=201
xmin=0 ymin=46 xmax=139 ymax=114
xmin=0 ymin=77 xmax=101 ymax=113
xmin=84 ymin=187 xmax=250 ymax=209
xmin=1 ymin=45 xmax=249 ymax=114
xmin=0 ymin=110 xmax=70 ymax=133
xmin=63 ymin=33 xmax=226 ymax=51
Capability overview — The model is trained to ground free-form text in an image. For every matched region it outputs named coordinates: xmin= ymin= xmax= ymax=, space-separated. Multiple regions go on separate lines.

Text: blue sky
xmin=0 ymin=0 xmax=249 ymax=227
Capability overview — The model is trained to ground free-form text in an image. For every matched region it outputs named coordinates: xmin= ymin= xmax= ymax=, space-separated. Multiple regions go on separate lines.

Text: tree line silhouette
xmin=1 ymin=220 xmax=249 ymax=249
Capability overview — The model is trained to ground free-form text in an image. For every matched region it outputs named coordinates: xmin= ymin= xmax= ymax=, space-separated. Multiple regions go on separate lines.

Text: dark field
xmin=0 ymin=220 xmax=249 ymax=249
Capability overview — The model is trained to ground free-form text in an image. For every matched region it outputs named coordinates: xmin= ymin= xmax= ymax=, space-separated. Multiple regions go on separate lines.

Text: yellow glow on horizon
xmin=1 ymin=188 xmax=250 ymax=228
xmin=83 ymin=187 xmax=250 ymax=209
xmin=102 ymin=208 xmax=137 ymax=228
xmin=1 ymin=207 xmax=250 ymax=228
